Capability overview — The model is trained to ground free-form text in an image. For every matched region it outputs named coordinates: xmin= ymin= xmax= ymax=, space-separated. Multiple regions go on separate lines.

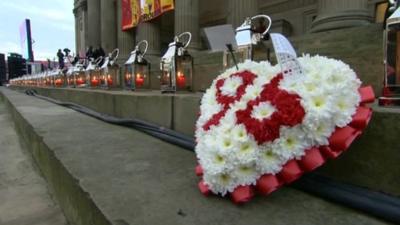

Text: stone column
xmin=228 ymin=0 xmax=258 ymax=28
xmin=116 ymin=0 xmax=135 ymax=64
xmin=87 ymin=0 xmax=101 ymax=47
xmin=174 ymin=0 xmax=201 ymax=50
xmin=101 ymin=0 xmax=117 ymax=53
xmin=135 ymin=21 xmax=161 ymax=57
xmin=73 ymin=0 xmax=88 ymax=56
xmin=311 ymin=0 xmax=372 ymax=33
xmin=73 ymin=7 xmax=80 ymax=54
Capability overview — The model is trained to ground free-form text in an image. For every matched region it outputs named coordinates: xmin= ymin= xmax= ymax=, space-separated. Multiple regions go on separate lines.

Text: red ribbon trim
xmin=299 ymin=148 xmax=326 ymax=172
xmin=358 ymin=86 xmax=375 ymax=104
xmin=319 ymin=146 xmax=342 ymax=159
xmin=231 ymin=185 xmax=255 ymax=204
xmin=278 ymin=159 xmax=303 ymax=184
xmin=350 ymin=106 xmax=372 ymax=130
xmin=195 ymin=164 xmax=203 ymax=176
xmin=256 ymin=174 xmax=281 ymax=195
xmin=328 ymin=126 xmax=360 ymax=152
xmin=198 ymin=180 xmax=211 ymax=196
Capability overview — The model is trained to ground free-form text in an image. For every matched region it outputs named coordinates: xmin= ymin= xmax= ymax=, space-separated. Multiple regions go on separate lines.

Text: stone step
xmin=0 ymin=87 xmax=393 ymax=225
xmin=0 ymin=95 xmax=67 ymax=225
xmin=10 ymin=86 xmax=400 ymax=198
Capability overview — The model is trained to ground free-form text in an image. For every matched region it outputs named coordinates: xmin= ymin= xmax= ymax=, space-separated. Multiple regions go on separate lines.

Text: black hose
xmin=24 ymin=89 xmax=400 ymax=224
xmin=293 ymin=174 xmax=400 ymax=224
xmin=25 ymin=89 xmax=195 ymax=150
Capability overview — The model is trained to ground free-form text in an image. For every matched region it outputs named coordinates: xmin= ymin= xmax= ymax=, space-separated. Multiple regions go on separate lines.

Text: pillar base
xmin=310 ymin=10 xmax=372 ymax=33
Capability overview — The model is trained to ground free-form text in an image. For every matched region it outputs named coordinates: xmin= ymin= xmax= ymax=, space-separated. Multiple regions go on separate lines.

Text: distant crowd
xmin=56 ymin=45 xmax=106 ymax=70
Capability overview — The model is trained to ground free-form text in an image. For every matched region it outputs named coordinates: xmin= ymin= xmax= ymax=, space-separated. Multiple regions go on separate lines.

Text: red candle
xmin=76 ymin=78 xmax=85 ymax=85
xmin=107 ymin=77 xmax=113 ymax=86
xmin=177 ymin=71 xmax=186 ymax=88
xmin=91 ymin=78 xmax=99 ymax=87
xmin=135 ymin=74 xmax=144 ymax=87
xmin=55 ymin=79 xmax=63 ymax=87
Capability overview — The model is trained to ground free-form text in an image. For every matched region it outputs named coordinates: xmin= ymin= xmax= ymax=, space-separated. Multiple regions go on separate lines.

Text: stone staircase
xmin=0 ymin=87 xmax=395 ymax=225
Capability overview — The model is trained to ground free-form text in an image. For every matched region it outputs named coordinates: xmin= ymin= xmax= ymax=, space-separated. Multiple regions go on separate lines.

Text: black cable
xmin=25 ymin=89 xmax=195 ymax=150
xmin=25 ymin=89 xmax=400 ymax=224
xmin=293 ymin=174 xmax=400 ymax=224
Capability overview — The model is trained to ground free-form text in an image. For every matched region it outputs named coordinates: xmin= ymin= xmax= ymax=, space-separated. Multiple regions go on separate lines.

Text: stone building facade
xmin=73 ymin=0 xmax=386 ymax=63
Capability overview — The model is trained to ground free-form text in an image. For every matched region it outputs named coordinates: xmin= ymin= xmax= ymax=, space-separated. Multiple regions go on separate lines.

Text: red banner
xmin=121 ymin=0 xmax=174 ymax=31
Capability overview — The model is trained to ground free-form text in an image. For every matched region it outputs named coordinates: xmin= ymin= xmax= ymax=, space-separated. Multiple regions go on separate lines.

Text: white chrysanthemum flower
xmin=230 ymin=100 xmax=248 ymax=111
xmin=220 ymin=76 xmax=243 ymax=97
xmin=302 ymin=91 xmax=334 ymax=119
xmin=203 ymin=172 xmax=238 ymax=196
xmin=234 ymin=139 xmax=259 ymax=164
xmin=231 ymin=124 xmax=249 ymax=142
xmin=251 ymin=101 xmax=276 ymax=121
xmin=242 ymin=84 xmax=263 ymax=101
xmin=217 ymin=134 xmax=237 ymax=152
xmin=232 ymin=163 xmax=260 ymax=186
xmin=256 ymin=143 xmax=284 ymax=175
xmin=279 ymin=73 xmax=304 ymax=93
xmin=273 ymin=126 xmax=310 ymax=160
xmin=303 ymin=117 xmax=335 ymax=146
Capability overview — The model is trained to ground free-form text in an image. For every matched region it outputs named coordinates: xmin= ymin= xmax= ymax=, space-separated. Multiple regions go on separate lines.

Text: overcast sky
xmin=0 ymin=0 xmax=75 ymax=61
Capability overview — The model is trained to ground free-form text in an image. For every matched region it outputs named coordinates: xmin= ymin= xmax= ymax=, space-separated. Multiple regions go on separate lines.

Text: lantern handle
xmin=177 ymin=32 xmax=192 ymax=49
xmin=251 ymin=14 xmax=272 ymax=39
xmin=135 ymin=40 xmax=148 ymax=56
xmin=94 ymin=56 xmax=103 ymax=66
xmin=110 ymin=48 xmax=119 ymax=61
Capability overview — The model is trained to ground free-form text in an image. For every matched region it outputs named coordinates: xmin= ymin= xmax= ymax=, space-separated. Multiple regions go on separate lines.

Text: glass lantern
xmin=223 ymin=15 xmax=272 ymax=69
xmin=86 ymin=57 xmax=102 ymax=88
xmin=100 ymin=48 xmax=120 ymax=89
xmin=44 ymin=71 xmax=52 ymax=87
xmin=47 ymin=70 xmax=56 ymax=87
xmin=66 ymin=66 xmax=76 ymax=87
xmin=54 ymin=69 xmax=66 ymax=88
xmin=38 ymin=73 xmax=44 ymax=86
xmin=124 ymin=40 xmax=151 ymax=90
xmin=380 ymin=7 xmax=400 ymax=106
xmin=74 ymin=63 xmax=87 ymax=88
xmin=160 ymin=32 xmax=193 ymax=93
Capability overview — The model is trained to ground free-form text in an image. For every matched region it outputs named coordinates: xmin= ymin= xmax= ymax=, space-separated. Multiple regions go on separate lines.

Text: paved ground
xmin=0 ymin=99 xmax=67 ymax=225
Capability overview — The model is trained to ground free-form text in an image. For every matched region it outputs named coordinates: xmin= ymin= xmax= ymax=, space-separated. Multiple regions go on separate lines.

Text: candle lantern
xmin=223 ymin=15 xmax=272 ymax=69
xmin=74 ymin=63 xmax=87 ymax=88
xmin=160 ymin=32 xmax=193 ymax=93
xmin=86 ymin=57 xmax=103 ymax=88
xmin=44 ymin=71 xmax=53 ymax=87
xmin=66 ymin=66 xmax=76 ymax=87
xmin=32 ymin=74 xmax=37 ymax=86
xmin=35 ymin=74 xmax=41 ymax=86
xmin=47 ymin=70 xmax=57 ymax=87
xmin=38 ymin=72 xmax=45 ymax=86
xmin=124 ymin=40 xmax=150 ymax=90
xmin=100 ymin=48 xmax=120 ymax=89
xmin=54 ymin=69 xmax=66 ymax=88
xmin=380 ymin=7 xmax=400 ymax=106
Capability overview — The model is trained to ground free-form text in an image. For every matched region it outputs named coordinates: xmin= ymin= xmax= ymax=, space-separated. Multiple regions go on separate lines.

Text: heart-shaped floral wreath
xmin=194 ymin=55 xmax=375 ymax=203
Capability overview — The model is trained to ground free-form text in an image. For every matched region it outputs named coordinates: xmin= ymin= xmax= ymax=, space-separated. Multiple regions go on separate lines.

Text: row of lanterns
xmin=10 ymin=32 xmax=194 ymax=93
xmin=11 ymin=14 xmax=275 ymax=93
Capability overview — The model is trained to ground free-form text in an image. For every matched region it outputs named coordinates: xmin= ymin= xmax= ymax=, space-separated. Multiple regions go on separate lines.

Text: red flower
xmin=203 ymin=71 xmax=256 ymax=131
xmin=236 ymin=73 xmax=305 ymax=144
xmin=202 ymin=71 xmax=305 ymax=145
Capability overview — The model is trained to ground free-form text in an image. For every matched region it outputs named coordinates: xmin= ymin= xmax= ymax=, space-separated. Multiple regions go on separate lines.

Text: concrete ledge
xmin=0 ymin=87 xmax=390 ymax=225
